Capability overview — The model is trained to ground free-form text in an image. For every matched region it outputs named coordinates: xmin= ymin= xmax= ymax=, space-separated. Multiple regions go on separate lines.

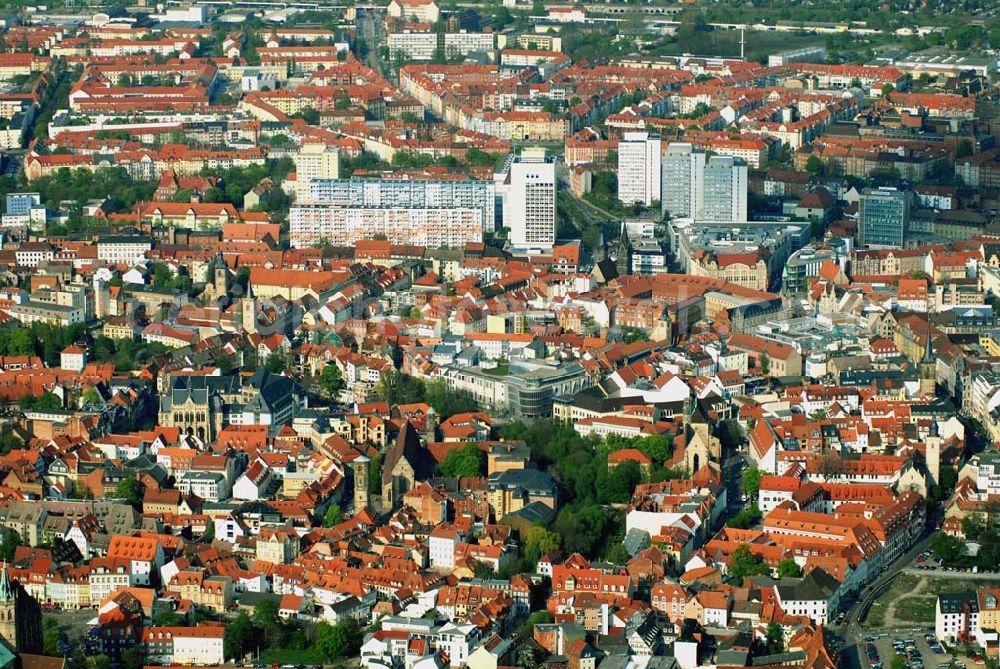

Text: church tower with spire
xmin=919 ymin=319 xmax=936 ymax=397
xmin=0 ymin=561 xmax=42 ymax=653
xmin=0 ymin=561 xmax=16 ymax=645
xmin=925 ymin=420 xmax=942 ymax=487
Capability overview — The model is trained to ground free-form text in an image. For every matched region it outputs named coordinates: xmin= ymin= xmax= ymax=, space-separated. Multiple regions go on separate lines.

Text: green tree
xmin=554 ymin=505 xmax=608 ymax=557
xmin=120 ymin=647 xmax=143 ymax=669
xmin=323 ymin=504 xmax=344 ymax=527
xmin=253 ymin=598 xmax=279 ymax=628
xmin=890 ymin=655 xmax=906 ymax=669
xmin=319 ymin=364 xmax=344 ymax=399
xmin=930 ymin=531 xmax=966 ymax=565
xmin=115 ymin=478 xmax=142 ymax=507
xmin=264 ymin=352 xmax=287 ymax=374
xmin=0 ymin=532 xmax=19 ymax=561
xmin=494 ymin=5 xmax=513 ymax=27
xmin=582 ymin=226 xmax=601 ymax=251
xmin=439 ymin=444 xmax=484 ymax=478
xmin=727 ymin=505 xmax=762 ymax=529
xmin=85 ymin=655 xmax=112 ymax=669
xmin=777 ymin=559 xmax=801 ymax=578
xmin=742 ymin=467 xmax=763 ymax=501
xmin=315 ymin=620 xmax=362 ymax=661
xmin=291 ymin=107 xmax=320 ymax=125
xmin=766 ymin=622 xmax=784 ymax=654
xmin=201 ymin=521 xmax=215 ymax=544
xmin=600 ymin=460 xmax=642 ymax=503
xmin=424 ymin=378 xmax=478 ymax=419
xmin=153 ymin=609 xmax=184 ymax=627
xmin=0 ymin=435 xmax=22 ymax=456
xmin=42 ymin=616 xmax=61 ymax=656
xmin=464 ymin=147 xmax=497 ymax=167
xmin=990 ymin=23 xmax=1000 ymax=49
xmin=21 ymin=391 xmax=62 ymax=411
xmin=624 ymin=435 xmax=672 ymax=464
xmin=730 ymin=544 xmax=769 ymax=579
xmin=224 ymin=611 xmax=255 ymax=660
xmin=81 ymin=388 xmax=101 ymax=405
xmin=375 ymin=370 xmax=425 ymax=405
xmin=171 ymin=188 xmax=195 ymax=203
xmin=524 ymin=525 xmax=561 ymax=564
xmin=760 ymin=352 xmax=771 ymax=375
xmin=716 ymin=420 xmax=744 ymax=454
xmin=368 ymin=453 xmax=382 ymax=498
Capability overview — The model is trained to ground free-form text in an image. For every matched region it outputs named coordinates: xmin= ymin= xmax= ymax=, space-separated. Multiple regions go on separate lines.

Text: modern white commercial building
xmin=618 ymin=131 xmax=662 ymax=207
xmin=661 ymin=142 xmax=706 ymax=219
xmin=388 ymin=31 xmax=495 ymax=61
xmin=858 ymin=187 xmax=910 ymax=248
xmin=96 ymin=236 xmax=153 ymax=264
xmin=387 ymin=31 xmax=439 ymax=61
xmin=702 ymin=155 xmax=748 ymax=223
xmin=443 ymin=32 xmax=496 ymax=58
xmin=504 ymin=149 xmax=556 ymax=252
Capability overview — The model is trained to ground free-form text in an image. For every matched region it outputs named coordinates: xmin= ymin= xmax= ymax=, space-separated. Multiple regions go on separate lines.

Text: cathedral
xmin=0 ymin=563 xmax=42 ymax=654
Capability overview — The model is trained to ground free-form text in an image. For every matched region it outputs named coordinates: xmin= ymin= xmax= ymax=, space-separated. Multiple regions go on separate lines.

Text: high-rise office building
xmin=661 ymin=143 xmax=706 ymax=219
xmin=859 ymin=187 xmax=911 ymax=248
xmin=617 ymin=132 xmax=662 ymax=207
xmin=505 ymin=148 xmax=556 ymax=252
xmin=702 ymin=156 xmax=748 ymax=223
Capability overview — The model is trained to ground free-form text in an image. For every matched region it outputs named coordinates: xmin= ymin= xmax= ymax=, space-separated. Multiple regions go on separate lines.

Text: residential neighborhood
xmin=0 ymin=1 xmax=995 ymax=669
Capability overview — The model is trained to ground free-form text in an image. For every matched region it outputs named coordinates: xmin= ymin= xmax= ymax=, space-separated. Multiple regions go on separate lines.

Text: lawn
xmin=865 ymin=574 xmax=1000 ymax=628
xmin=864 ymin=573 xmax=920 ymax=628
xmin=258 ymin=647 xmax=327 ymax=665
xmin=921 ymin=577 xmax=1000 ymax=597
xmin=894 ymin=596 xmax=937 ymax=623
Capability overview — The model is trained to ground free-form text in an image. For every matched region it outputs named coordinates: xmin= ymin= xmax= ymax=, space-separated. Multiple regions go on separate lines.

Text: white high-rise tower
xmin=618 ymin=131 xmax=662 ymax=207
xmin=505 ymin=147 xmax=556 ymax=252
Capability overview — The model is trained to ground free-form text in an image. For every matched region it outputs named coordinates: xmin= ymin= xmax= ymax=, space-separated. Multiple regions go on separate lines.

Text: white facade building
xmin=429 ymin=526 xmax=460 ymax=569
xmin=96 ymin=236 xmax=153 ymax=264
xmin=618 ymin=132 xmax=662 ymax=207
xmin=935 ymin=593 xmax=979 ymax=644
xmin=289 ymin=206 xmax=484 ymax=249
xmin=504 ymin=149 xmax=556 ymax=252
xmin=661 ymin=142 xmax=706 ymax=219
xmin=292 ymin=144 xmax=340 ymax=203
xmin=702 ymin=155 xmax=748 ymax=223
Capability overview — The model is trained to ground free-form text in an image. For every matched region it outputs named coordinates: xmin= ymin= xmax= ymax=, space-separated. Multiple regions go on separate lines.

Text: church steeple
xmin=919 ymin=318 xmax=936 ymax=397
xmin=922 ymin=318 xmax=935 ymax=364
xmin=0 ymin=561 xmax=12 ymax=602
xmin=0 ymin=555 xmax=42 ymax=654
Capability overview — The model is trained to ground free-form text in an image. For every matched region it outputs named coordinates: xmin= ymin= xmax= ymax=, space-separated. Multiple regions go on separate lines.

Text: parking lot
xmin=863 ymin=631 xmax=975 ymax=669
xmin=910 ymin=546 xmax=1000 ymax=578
